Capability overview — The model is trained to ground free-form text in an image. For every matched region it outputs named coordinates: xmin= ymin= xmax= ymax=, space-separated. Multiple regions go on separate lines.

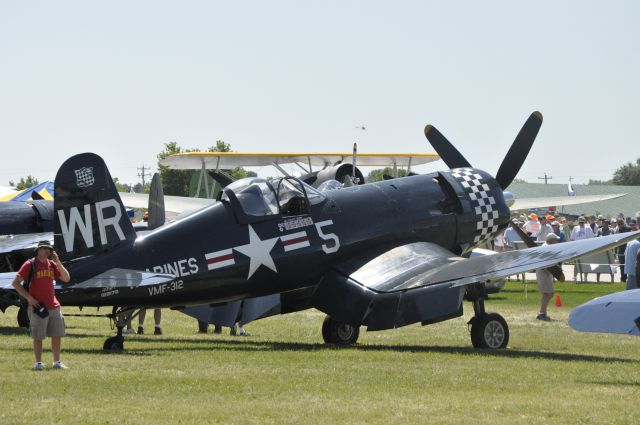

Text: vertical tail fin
xmin=147 ymin=173 xmax=165 ymax=230
xmin=54 ymin=153 xmax=136 ymax=261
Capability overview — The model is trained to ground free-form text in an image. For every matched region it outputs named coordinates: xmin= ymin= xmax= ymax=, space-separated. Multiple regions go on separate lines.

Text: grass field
xmin=1 ymin=281 xmax=639 ymax=425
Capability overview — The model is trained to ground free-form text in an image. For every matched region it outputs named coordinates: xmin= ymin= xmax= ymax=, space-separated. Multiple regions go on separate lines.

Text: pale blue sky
xmin=1 ymin=1 xmax=638 ymax=186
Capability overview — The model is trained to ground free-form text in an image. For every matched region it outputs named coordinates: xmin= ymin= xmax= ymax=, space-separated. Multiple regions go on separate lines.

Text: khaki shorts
xmin=27 ymin=307 xmax=66 ymax=340
xmin=535 ymin=269 xmax=555 ymax=294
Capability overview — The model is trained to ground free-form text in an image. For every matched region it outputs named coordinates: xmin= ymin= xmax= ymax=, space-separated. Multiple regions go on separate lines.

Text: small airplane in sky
xmin=1 ymin=111 xmax=638 ymax=351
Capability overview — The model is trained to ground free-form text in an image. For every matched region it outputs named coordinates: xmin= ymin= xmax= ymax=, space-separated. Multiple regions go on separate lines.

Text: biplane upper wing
xmin=311 ymin=231 xmax=640 ymax=331
xmin=159 ymin=152 xmax=440 ymax=169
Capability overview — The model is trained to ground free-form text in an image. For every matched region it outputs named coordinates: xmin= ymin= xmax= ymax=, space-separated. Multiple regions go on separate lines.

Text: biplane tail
xmin=54 ymin=153 xmax=137 ymax=261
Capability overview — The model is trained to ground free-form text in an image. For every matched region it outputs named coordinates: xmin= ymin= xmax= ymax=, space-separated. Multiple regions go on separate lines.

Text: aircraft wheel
xmin=470 ymin=313 xmax=509 ymax=349
xmin=322 ymin=316 xmax=359 ymax=345
xmin=17 ymin=306 xmax=30 ymax=328
xmin=103 ymin=336 xmax=124 ymax=352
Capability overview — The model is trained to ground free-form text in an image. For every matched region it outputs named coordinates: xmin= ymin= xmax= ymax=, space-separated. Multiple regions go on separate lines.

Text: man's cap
xmin=35 ymin=240 xmax=53 ymax=252
xmin=551 ymin=221 xmax=560 ymax=226
xmin=578 ymin=216 xmax=586 ymax=223
xmin=528 ymin=213 xmax=538 ymax=220
xmin=546 ymin=233 xmax=560 ymax=241
xmin=545 ymin=214 xmax=554 ymax=221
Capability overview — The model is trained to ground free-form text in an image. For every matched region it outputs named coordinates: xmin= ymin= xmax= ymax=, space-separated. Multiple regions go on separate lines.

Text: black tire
xmin=321 ymin=316 xmax=359 ymax=345
xmin=470 ymin=313 xmax=509 ymax=349
xmin=103 ymin=336 xmax=124 ymax=351
xmin=17 ymin=306 xmax=30 ymax=328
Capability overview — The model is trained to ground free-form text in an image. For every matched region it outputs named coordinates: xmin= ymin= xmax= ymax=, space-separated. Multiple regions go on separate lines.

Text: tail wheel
xmin=103 ymin=336 xmax=125 ymax=351
xmin=470 ymin=313 xmax=509 ymax=349
xmin=322 ymin=316 xmax=360 ymax=345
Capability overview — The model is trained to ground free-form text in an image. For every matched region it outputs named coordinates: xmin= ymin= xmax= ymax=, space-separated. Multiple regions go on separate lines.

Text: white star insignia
xmin=233 ymin=225 xmax=280 ymax=279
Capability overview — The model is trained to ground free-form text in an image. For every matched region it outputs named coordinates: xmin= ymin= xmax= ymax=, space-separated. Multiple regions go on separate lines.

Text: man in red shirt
xmin=11 ymin=241 xmax=70 ymax=371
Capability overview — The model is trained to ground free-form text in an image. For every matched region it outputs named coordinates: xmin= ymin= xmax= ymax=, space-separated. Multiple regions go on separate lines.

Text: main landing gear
xmin=322 ymin=316 xmax=360 ymax=345
xmin=466 ymin=284 xmax=509 ymax=349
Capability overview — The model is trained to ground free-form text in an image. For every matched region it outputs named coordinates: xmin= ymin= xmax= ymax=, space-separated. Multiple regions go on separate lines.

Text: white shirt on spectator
xmin=525 ymin=220 xmax=540 ymax=237
xmin=571 ymin=224 xmax=594 ymax=241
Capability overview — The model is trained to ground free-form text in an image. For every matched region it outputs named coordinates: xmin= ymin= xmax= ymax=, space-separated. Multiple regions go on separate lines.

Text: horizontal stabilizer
xmin=58 ymin=269 xmax=175 ymax=290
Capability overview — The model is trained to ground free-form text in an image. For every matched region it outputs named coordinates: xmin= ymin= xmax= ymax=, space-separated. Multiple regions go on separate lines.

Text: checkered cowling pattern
xmin=450 ymin=168 xmax=500 ymax=245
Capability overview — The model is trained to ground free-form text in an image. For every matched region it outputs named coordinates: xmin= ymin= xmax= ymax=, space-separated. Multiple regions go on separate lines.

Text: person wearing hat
xmin=536 ymin=215 xmax=553 ymax=242
xmin=535 ymin=233 xmax=561 ymax=321
xmin=588 ymin=215 xmax=599 ymax=234
xmin=596 ymin=218 xmax=611 ymax=237
xmin=524 ymin=213 xmax=541 ymax=238
xmin=551 ymin=221 xmax=567 ymax=242
xmin=570 ymin=216 xmax=594 ymax=241
xmin=11 ymin=241 xmax=70 ymax=371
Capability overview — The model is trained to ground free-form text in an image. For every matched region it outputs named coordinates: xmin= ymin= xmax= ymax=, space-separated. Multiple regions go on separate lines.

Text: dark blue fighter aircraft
xmin=2 ymin=111 xmax=639 ymax=350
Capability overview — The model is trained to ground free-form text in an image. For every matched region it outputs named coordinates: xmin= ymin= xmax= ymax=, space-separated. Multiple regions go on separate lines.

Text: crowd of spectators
xmin=499 ymin=210 xmax=640 ymax=290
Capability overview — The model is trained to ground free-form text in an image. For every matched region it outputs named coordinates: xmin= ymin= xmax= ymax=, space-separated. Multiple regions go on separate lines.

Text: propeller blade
xmin=424 ymin=125 xmax=471 ymax=169
xmin=495 ymin=111 xmax=543 ymax=189
xmin=510 ymin=220 xmax=565 ymax=282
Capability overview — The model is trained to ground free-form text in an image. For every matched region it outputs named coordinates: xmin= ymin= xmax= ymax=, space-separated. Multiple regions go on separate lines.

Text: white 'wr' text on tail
xmin=57 ymin=199 xmax=126 ymax=252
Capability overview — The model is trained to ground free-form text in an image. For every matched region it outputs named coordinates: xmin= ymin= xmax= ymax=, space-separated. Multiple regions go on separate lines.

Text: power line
xmin=137 ymin=165 xmax=152 ymax=188
xmin=537 ymin=172 xmax=553 ymax=184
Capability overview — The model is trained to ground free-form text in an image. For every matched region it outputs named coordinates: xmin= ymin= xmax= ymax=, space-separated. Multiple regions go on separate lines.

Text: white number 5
xmin=315 ymin=220 xmax=340 ymax=254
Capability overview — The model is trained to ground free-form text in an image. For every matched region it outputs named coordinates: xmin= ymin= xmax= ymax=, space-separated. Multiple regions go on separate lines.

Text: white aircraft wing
xmin=510 ymin=193 xmax=626 ymax=211
xmin=119 ymin=192 xmax=215 ymax=215
xmin=159 ymin=152 xmax=439 ymax=169
xmin=568 ymin=289 xmax=640 ymax=336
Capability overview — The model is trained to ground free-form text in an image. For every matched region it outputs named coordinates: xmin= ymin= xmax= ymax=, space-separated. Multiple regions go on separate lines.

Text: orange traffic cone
xmin=555 ymin=294 xmax=563 ymax=307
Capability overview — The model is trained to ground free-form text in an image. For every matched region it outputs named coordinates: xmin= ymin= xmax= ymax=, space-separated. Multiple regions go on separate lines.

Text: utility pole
xmin=137 ymin=165 xmax=152 ymax=189
xmin=537 ymin=172 xmax=553 ymax=185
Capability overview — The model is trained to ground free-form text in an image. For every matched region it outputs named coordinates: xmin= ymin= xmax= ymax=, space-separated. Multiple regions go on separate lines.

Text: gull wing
xmin=311 ymin=231 xmax=640 ymax=331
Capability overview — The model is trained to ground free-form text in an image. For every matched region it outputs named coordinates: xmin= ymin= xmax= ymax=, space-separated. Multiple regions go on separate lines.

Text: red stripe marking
xmin=207 ymin=253 xmax=234 ymax=264
xmin=282 ymin=236 xmax=308 ymax=246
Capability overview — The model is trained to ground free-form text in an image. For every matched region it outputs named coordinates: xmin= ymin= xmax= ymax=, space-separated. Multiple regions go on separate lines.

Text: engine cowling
xmin=302 ymin=164 xmax=365 ymax=188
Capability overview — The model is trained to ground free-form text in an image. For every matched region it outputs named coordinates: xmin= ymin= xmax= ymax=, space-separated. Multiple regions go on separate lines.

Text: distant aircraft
xmin=569 ymin=289 xmax=640 ymax=336
xmin=1 ymin=111 xmax=638 ymax=352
